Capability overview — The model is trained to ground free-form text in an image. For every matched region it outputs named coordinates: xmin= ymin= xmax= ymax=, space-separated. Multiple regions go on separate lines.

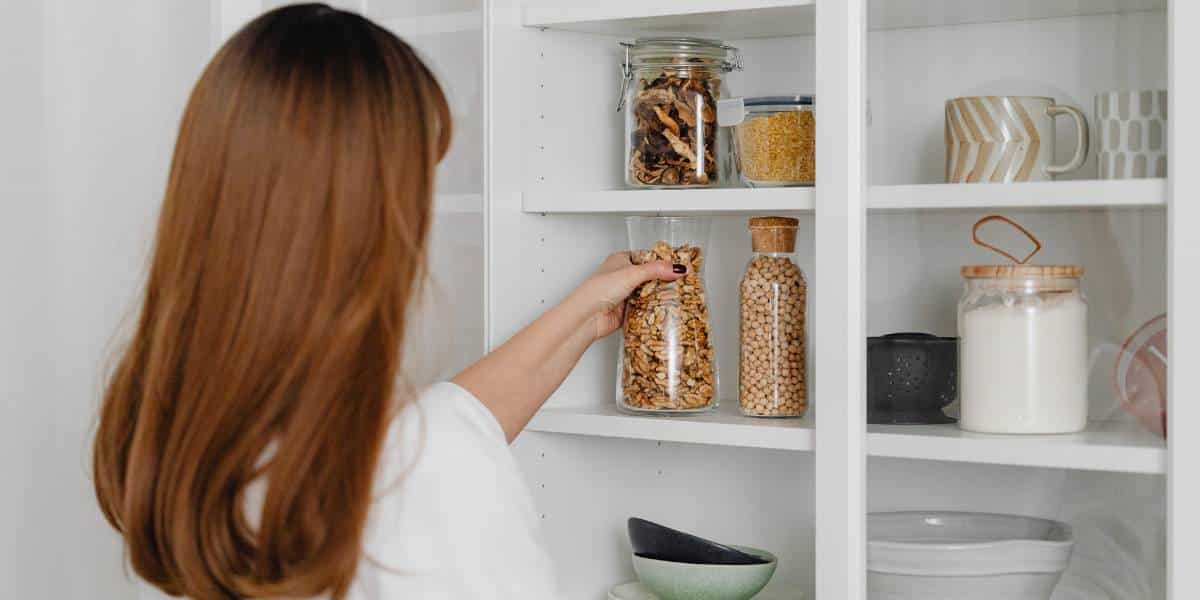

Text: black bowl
xmin=867 ymin=333 xmax=957 ymax=425
xmin=628 ymin=518 xmax=768 ymax=565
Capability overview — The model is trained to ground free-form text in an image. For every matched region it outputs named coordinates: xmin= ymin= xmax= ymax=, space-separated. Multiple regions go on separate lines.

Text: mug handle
xmin=1045 ymin=104 xmax=1090 ymax=174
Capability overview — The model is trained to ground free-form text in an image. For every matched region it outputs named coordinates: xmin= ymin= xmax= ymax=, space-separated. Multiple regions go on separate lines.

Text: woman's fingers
xmin=596 ymin=251 xmax=634 ymax=276
xmin=617 ymin=260 xmax=686 ymax=295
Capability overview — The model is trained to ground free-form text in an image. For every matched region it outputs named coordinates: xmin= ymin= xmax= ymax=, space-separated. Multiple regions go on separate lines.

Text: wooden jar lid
xmin=749 ymin=216 xmax=799 ymax=253
xmin=961 ymin=264 xmax=1084 ymax=279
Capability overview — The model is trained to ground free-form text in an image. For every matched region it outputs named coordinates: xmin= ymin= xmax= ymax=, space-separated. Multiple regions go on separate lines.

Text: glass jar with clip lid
xmin=617 ymin=37 xmax=742 ymax=188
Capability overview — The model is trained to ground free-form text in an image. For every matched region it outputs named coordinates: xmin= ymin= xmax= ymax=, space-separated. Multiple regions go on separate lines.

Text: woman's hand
xmin=574 ymin=252 xmax=687 ymax=340
xmin=454 ymin=251 xmax=685 ymax=443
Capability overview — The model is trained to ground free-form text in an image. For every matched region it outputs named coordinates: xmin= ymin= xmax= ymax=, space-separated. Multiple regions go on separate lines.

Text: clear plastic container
xmin=718 ymin=95 xmax=815 ymax=187
xmin=618 ymin=217 xmax=718 ymax=414
xmin=618 ymin=37 xmax=741 ymax=188
xmin=738 ymin=217 xmax=808 ymax=417
xmin=958 ymin=265 xmax=1088 ymax=433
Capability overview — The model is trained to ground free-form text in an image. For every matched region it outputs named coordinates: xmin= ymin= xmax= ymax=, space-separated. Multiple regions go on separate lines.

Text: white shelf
xmin=527 ymin=404 xmax=1164 ymax=473
xmin=523 ymin=187 xmax=814 ymax=214
xmin=869 ymin=420 xmax=1165 ymax=474
xmin=522 ymin=180 xmax=1163 ymax=214
xmin=522 ymin=0 xmax=1162 ymax=39
xmin=523 ymin=0 xmax=816 ymax=39
xmin=869 ymin=179 xmax=1166 ymax=211
xmin=868 ymin=0 xmax=1164 ymax=31
xmin=381 ymin=10 xmax=482 ymax=37
xmin=526 ymin=401 xmax=816 ymax=451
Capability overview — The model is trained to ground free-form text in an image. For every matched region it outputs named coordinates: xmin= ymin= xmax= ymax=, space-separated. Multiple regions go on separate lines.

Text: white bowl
xmin=868 ymin=511 xmax=1074 ymax=600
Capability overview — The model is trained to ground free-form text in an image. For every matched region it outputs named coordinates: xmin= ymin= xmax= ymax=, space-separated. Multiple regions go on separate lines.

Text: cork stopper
xmin=748 ymin=216 xmax=799 ymax=253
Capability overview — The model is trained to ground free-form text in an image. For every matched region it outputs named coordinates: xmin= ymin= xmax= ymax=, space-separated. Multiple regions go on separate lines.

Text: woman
xmin=92 ymin=5 xmax=685 ymax=599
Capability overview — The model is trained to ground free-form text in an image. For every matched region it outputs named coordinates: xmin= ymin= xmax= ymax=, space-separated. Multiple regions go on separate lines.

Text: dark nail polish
xmin=672 ymin=264 xmax=686 ymax=273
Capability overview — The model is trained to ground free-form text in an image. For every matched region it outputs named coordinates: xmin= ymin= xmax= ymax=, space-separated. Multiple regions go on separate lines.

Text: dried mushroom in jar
xmin=621 ymin=241 xmax=716 ymax=411
xmin=628 ymin=72 xmax=720 ymax=187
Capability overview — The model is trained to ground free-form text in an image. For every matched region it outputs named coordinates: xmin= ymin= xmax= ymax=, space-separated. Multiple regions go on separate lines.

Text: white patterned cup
xmin=945 ymin=96 xmax=1089 ymax=183
xmin=1095 ymin=90 xmax=1168 ymax=179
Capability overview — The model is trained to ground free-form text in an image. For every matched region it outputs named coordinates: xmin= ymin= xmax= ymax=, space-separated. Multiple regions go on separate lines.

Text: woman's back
xmin=134 ymin=383 xmax=556 ymax=599
xmin=92 ymin=5 xmax=473 ymax=597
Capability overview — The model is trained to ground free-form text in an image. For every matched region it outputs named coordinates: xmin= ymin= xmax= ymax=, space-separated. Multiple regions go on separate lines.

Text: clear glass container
xmin=957 ymin=265 xmax=1088 ymax=434
xmin=618 ymin=217 xmax=718 ymax=414
xmin=738 ymin=217 xmax=808 ymax=417
xmin=618 ymin=37 xmax=741 ymax=188
xmin=721 ymin=96 xmax=816 ymax=187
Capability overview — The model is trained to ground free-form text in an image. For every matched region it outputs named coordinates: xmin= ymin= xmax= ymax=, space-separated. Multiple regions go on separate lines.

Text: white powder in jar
xmin=959 ymin=292 xmax=1088 ymax=433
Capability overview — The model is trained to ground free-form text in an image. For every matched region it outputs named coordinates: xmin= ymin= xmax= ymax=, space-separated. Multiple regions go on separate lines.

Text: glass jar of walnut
xmin=618 ymin=37 xmax=742 ymax=188
xmin=739 ymin=217 xmax=808 ymax=417
xmin=618 ymin=217 xmax=718 ymax=414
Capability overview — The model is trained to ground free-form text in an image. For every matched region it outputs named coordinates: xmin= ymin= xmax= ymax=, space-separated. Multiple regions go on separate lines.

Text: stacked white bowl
xmin=868 ymin=512 xmax=1074 ymax=600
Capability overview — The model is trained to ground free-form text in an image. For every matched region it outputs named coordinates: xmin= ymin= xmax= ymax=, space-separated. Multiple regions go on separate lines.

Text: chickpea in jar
xmin=738 ymin=217 xmax=807 ymax=417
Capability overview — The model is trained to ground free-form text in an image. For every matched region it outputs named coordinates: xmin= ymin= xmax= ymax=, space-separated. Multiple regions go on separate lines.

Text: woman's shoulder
xmin=373 ymin=382 xmax=509 ymax=494
xmin=409 ymin=381 xmax=505 ymax=444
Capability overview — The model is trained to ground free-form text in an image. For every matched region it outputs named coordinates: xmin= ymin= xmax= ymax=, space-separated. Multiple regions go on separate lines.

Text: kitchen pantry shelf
xmin=527 ymin=405 xmax=1165 ymax=474
xmin=522 ymin=180 xmax=1164 ymax=214
xmin=869 ymin=419 xmax=1165 ymax=474
xmin=522 ymin=187 xmax=815 ymax=214
xmin=871 ymin=179 xmax=1166 ymax=211
xmin=522 ymin=0 xmax=1162 ymax=38
xmin=522 ymin=0 xmax=817 ymax=39
xmin=526 ymin=401 xmax=816 ymax=451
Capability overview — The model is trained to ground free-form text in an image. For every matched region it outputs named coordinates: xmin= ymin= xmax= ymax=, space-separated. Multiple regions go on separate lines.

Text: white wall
xmin=0 ymin=1 xmax=212 ymax=596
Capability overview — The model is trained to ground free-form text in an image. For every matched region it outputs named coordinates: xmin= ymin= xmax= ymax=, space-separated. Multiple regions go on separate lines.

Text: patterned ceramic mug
xmin=945 ymin=96 xmax=1089 ymax=183
xmin=1096 ymin=90 xmax=1168 ymax=179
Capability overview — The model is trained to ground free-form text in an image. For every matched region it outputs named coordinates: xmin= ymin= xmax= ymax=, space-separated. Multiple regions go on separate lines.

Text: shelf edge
xmin=526 ymin=408 xmax=815 ymax=451
xmin=522 ymin=0 xmax=815 ymax=29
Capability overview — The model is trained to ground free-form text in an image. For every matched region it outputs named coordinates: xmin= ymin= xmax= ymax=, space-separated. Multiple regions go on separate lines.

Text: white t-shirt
xmin=138 ymin=382 xmax=558 ymax=599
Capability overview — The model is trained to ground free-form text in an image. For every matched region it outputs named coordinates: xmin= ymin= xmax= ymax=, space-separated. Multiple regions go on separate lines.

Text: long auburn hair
xmin=92 ymin=5 xmax=451 ymax=598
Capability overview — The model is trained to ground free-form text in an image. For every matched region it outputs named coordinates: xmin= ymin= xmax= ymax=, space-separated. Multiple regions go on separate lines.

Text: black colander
xmin=867 ymin=333 xmax=957 ymax=425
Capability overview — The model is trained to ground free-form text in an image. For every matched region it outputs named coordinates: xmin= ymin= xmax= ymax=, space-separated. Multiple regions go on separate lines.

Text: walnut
xmin=620 ymin=242 xmax=716 ymax=411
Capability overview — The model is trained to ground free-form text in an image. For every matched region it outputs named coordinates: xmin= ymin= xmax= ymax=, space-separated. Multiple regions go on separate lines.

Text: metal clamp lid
xmin=616 ymin=38 xmax=742 ymax=112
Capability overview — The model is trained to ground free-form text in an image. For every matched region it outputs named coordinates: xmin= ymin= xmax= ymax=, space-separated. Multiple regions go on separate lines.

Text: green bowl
xmin=632 ymin=545 xmax=778 ymax=600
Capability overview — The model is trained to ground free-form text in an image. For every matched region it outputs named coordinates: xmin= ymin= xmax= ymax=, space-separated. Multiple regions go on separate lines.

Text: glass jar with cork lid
xmin=958 ymin=216 xmax=1088 ymax=434
xmin=739 ymin=217 xmax=808 ymax=418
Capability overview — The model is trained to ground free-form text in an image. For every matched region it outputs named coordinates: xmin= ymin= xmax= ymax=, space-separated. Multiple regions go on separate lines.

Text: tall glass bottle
xmin=739 ymin=217 xmax=807 ymax=417
xmin=618 ymin=216 xmax=718 ymax=414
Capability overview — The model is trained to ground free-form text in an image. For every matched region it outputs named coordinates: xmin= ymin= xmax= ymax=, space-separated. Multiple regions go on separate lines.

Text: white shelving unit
xmin=523 ymin=0 xmax=817 ymax=38
xmin=523 ymin=179 xmax=1165 ymax=214
xmin=200 ymin=0 xmax=1200 ymax=597
xmin=223 ymin=1 xmax=1199 ymax=598
xmin=522 ymin=187 xmax=815 ymax=214
xmin=867 ymin=419 xmax=1165 ymax=474
xmin=527 ymin=406 xmax=1165 ymax=474
xmin=870 ymin=179 xmax=1166 ymax=211
xmin=491 ymin=0 xmax=1194 ymax=597
xmin=528 ymin=402 xmax=816 ymax=451
xmin=523 ymin=0 xmax=1164 ymax=35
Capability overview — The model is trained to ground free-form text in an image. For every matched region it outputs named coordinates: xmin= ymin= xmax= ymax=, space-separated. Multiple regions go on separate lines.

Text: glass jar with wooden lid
xmin=958 ymin=216 xmax=1088 ymax=434
xmin=738 ymin=216 xmax=808 ymax=417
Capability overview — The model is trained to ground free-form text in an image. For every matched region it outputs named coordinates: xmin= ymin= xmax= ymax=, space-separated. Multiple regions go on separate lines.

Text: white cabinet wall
xmin=214 ymin=1 xmax=1197 ymax=598
xmin=1 ymin=2 xmax=214 ymax=597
